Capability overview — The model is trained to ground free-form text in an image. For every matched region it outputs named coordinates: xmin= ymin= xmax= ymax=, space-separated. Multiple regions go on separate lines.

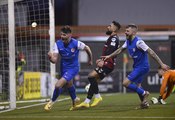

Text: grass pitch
xmin=0 ymin=93 xmax=174 ymax=120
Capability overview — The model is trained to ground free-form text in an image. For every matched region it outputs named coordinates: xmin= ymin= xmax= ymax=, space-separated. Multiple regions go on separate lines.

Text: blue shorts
xmin=61 ymin=67 xmax=79 ymax=81
xmin=127 ymin=67 xmax=149 ymax=84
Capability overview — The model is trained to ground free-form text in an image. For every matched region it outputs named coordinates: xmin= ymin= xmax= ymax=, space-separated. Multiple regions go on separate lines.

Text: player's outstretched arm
xmin=147 ymin=48 xmax=169 ymax=70
xmin=48 ymin=51 xmax=58 ymax=64
xmin=101 ymin=47 xmax=125 ymax=61
xmin=84 ymin=45 xmax=93 ymax=65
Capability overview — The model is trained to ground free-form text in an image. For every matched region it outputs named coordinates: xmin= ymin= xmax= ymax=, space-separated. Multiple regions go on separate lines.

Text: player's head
xmin=158 ymin=66 xmax=165 ymax=77
xmin=106 ymin=20 xmax=121 ymax=35
xmin=60 ymin=25 xmax=72 ymax=43
xmin=125 ymin=24 xmax=138 ymax=40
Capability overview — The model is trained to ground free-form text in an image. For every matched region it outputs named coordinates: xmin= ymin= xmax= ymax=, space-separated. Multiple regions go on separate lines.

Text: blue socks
xmin=51 ymin=85 xmax=76 ymax=102
xmin=52 ymin=88 xmax=62 ymax=102
xmin=137 ymin=86 xmax=144 ymax=101
xmin=68 ymin=85 xmax=76 ymax=100
xmin=127 ymin=84 xmax=144 ymax=95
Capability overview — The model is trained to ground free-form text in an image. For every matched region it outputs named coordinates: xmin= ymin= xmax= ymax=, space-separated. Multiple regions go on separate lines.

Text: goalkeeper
xmin=16 ymin=50 xmax=26 ymax=100
xmin=16 ymin=50 xmax=26 ymax=74
xmin=151 ymin=67 xmax=175 ymax=104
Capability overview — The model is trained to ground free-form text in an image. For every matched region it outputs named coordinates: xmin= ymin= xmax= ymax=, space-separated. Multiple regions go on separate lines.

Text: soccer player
xmin=151 ymin=67 xmax=175 ymax=104
xmin=16 ymin=50 xmax=26 ymax=74
xmin=75 ymin=21 xmax=121 ymax=109
xmin=44 ymin=25 xmax=93 ymax=111
xmin=102 ymin=24 xmax=169 ymax=109
xmin=16 ymin=50 xmax=26 ymax=100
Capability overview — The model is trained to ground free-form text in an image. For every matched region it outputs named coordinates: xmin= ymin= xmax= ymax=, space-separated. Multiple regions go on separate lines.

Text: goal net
xmin=0 ymin=0 xmax=55 ymax=110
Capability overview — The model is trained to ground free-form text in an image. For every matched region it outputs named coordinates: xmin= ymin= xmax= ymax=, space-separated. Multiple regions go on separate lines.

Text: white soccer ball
xmin=151 ymin=97 xmax=158 ymax=104
xmin=31 ymin=22 xmax=37 ymax=27
xmin=85 ymin=83 xmax=90 ymax=92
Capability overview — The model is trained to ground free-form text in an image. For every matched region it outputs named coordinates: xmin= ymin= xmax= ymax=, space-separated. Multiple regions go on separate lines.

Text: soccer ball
xmin=151 ymin=97 xmax=158 ymax=104
xmin=31 ymin=22 xmax=37 ymax=27
xmin=85 ymin=83 xmax=90 ymax=92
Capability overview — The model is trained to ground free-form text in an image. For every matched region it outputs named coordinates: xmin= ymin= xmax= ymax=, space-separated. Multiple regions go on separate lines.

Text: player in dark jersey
xmin=75 ymin=21 xmax=121 ymax=109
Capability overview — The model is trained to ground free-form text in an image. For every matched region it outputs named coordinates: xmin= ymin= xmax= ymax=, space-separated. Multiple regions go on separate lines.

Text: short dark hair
xmin=126 ymin=24 xmax=138 ymax=29
xmin=60 ymin=25 xmax=72 ymax=34
xmin=112 ymin=21 xmax=121 ymax=30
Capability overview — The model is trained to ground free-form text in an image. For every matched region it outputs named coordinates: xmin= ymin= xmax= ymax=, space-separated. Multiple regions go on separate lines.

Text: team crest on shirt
xmin=111 ymin=38 xmax=116 ymax=41
xmin=71 ymin=48 xmax=75 ymax=52
xmin=133 ymin=48 xmax=136 ymax=52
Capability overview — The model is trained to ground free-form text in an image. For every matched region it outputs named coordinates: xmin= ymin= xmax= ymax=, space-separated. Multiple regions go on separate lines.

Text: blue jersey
xmin=56 ymin=38 xmax=80 ymax=69
xmin=126 ymin=36 xmax=149 ymax=68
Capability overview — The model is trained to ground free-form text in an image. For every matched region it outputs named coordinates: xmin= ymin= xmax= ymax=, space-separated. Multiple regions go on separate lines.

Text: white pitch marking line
xmin=0 ymin=97 xmax=70 ymax=114
xmin=0 ymin=116 xmax=175 ymax=119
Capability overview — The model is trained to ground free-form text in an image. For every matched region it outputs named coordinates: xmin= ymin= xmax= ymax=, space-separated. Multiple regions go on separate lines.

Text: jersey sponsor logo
xmin=110 ymin=42 xmax=116 ymax=46
xmin=71 ymin=48 xmax=75 ymax=52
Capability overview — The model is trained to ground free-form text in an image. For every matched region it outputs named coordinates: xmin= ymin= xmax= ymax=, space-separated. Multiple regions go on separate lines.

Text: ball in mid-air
xmin=31 ymin=22 xmax=37 ymax=27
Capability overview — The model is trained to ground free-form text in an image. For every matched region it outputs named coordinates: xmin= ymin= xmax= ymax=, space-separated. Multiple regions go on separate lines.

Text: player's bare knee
xmin=66 ymin=81 xmax=73 ymax=88
xmin=122 ymin=79 xmax=130 ymax=87
xmin=122 ymin=82 xmax=128 ymax=87
xmin=55 ymin=84 xmax=61 ymax=89
xmin=55 ymin=78 xmax=66 ymax=89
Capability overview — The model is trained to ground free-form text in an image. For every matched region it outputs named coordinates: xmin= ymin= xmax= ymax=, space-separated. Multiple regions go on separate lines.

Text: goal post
xmin=49 ymin=0 xmax=56 ymax=98
xmin=0 ymin=0 xmax=55 ymax=110
xmin=8 ymin=0 xmax=16 ymax=109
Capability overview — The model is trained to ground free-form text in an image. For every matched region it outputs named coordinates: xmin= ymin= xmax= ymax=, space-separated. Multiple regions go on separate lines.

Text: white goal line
xmin=0 ymin=115 xmax=175 ymax=119
xmin=0 ymin=97 xmax=70 ymax=113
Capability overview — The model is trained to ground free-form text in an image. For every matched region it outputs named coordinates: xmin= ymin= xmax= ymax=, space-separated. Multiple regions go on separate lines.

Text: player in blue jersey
xmin=44 ymin=25 xmax=93 ymax=111
xmin=102 ymin=24 xmax=169 ymax=109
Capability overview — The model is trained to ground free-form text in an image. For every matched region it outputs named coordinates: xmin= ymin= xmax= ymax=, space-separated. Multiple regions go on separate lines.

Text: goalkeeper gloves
xmin=158 ymin=96 xmax=167 ymax=105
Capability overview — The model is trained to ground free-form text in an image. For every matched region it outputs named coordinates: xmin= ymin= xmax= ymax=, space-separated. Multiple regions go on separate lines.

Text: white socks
xmin=95 ymin=93 xmax=101 ymax=98
xmin=84 ymin=98 xmax=91 ymax=103
xmin=84 ymin=94 xmax=101 ymax=103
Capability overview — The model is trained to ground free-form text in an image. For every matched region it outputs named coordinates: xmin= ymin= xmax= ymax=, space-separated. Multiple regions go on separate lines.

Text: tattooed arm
xmin=101 ymin=47 xmax=125 ymax=61
xmin=147 ymin=48 xmax=169 ymax=70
